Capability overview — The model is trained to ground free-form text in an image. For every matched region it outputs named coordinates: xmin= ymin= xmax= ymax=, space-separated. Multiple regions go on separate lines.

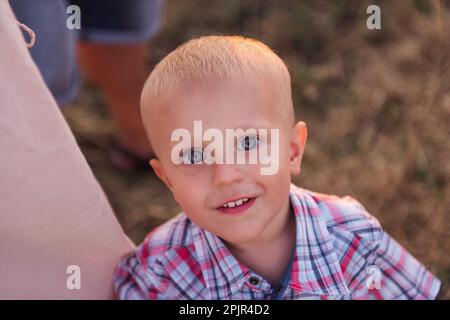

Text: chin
xmin=219 ymin=228 xmax=263 ymax=246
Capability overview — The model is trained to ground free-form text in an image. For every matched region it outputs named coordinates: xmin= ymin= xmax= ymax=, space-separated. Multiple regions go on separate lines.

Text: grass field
xmin=64 ymin=0 xmax=450 ymax=298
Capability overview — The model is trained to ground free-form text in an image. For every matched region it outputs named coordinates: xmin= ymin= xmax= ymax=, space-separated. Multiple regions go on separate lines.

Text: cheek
xmin=169 ymin=170 xmax=209 ymax=208
xmin=262 ymin=172 xmax=290 ymax=196
xmin=257 ymin=147 xmax=292 ymax=201
xmin=261 ymin=143 xmax=291 ymax=178
xmin=171 ymin=185 xmax=211 ymax=230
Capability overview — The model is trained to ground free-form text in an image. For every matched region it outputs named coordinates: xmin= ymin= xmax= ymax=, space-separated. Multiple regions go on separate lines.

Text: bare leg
xmin=76 ymin=42 xmax=152 ymax=158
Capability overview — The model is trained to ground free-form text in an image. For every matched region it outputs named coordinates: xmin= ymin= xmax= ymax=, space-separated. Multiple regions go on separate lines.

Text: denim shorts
xmin=10 ymin=0 xmax=164 ymax=106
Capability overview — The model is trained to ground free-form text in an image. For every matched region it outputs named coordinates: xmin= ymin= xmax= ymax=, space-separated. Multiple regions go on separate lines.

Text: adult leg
xmin=9 ymin=0 xmax=80 ymax=107
xmin=77 ymin=42 xmax=152 ymax=158
xmin=72 ymin=0 xmax=164 ymax=165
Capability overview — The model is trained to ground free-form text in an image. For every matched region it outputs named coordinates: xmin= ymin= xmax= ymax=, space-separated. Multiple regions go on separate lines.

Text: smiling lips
xmin=216 ymin=197 xmax=256 ymax=214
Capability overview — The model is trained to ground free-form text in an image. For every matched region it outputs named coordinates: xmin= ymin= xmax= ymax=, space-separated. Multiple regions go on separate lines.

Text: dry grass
xmin=64 ymin=0 xmax=450 ymax=298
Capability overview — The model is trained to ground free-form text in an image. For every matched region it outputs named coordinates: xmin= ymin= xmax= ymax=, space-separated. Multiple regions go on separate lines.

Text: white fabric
xmin=0 ymin=0 xmax=134 ymax=299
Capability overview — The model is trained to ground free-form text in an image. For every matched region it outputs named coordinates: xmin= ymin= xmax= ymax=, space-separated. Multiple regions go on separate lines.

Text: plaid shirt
xmin=114 ymin=184 xmax=441 ymax=300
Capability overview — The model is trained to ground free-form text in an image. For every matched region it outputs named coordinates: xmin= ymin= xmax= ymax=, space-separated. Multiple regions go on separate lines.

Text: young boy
xmin=114 ymin=35 xmax=441 ymax=300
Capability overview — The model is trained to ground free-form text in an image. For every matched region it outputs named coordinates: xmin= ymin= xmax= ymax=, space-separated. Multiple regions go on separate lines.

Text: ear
xmin=289 ymin=121 xmax=307 ymax=176
xmin=149 ymin=159 xmax=174 ymax=192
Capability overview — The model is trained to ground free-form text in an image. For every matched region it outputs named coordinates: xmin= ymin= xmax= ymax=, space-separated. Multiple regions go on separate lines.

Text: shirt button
xmin=249 ymin=276 xmax=260 ymax=286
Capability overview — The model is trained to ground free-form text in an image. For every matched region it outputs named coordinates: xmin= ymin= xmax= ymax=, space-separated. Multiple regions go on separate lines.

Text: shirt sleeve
xmin=351 ymin=230 xmax=441 ymax=300
xmin=113 ymin=253 xmax=168 ymax=300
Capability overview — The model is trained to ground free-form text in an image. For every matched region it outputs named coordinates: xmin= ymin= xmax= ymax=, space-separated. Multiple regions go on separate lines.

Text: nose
xmin=211 ymin=164 xmax=244 ymax=188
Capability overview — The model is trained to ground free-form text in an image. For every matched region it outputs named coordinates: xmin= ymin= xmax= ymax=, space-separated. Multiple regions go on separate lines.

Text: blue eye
xmin=237 ymin=135 xmax=260 ymax=151
xmin=182 ymin=148 xmax=203 ymax=164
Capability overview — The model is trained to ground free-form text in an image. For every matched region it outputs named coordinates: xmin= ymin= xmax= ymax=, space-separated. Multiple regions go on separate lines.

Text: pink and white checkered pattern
xmin=114 ymin=184 xmax=441 ymax=300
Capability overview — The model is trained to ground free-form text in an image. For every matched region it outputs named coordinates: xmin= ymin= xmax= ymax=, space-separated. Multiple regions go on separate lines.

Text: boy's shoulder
xmin=290 ymin=183 xmax=383 ymax=243
xmin=290 ymin=184 xmax=441 ymax=299
xmin=115 ymin=213 xmax=209 ymax=299
xmin=132 ymin=212 xmax=199 ymax=267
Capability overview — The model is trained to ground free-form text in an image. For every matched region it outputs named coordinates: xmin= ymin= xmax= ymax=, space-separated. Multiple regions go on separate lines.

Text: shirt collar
xmin=191 ymin=184 xmax=349 ymax=299
xmin=193 ymin=227 xmax=252 ymax=299
xmin=288 ymin=184 xmax=350 ymax=296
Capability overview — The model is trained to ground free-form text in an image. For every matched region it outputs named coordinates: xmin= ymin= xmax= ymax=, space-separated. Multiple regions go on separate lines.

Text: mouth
xmin=216 ymin=196 xmax=257 ymax=214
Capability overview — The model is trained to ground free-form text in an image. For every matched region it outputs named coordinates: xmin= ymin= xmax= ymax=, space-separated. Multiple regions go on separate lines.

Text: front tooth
xmin=223 ymin=203 xmax=228 ymax=208
xmin=242 ymin=198 xmax=248 ymax=202
xmin=227 ymin=202 xmax=236 ymax=208
xmin=235 ymin=199 xmax=243 ymax=206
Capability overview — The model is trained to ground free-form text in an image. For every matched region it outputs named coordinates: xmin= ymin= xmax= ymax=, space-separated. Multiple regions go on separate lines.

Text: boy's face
xmin=144 ymin=76 xmax=307 ymax=246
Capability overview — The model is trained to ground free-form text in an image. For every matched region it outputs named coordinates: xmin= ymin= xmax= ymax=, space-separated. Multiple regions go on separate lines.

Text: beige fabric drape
xmin=0 ymin=0 xmax=134 ymax=299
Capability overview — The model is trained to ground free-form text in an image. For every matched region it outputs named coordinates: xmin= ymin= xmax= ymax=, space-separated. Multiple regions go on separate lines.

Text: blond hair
xmin=141 ymin=35 xmax=294 ymax=123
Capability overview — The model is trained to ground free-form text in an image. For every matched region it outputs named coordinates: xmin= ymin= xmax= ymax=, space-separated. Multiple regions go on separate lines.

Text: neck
xmin=225 ymin=200 xmax=297 ymax=286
